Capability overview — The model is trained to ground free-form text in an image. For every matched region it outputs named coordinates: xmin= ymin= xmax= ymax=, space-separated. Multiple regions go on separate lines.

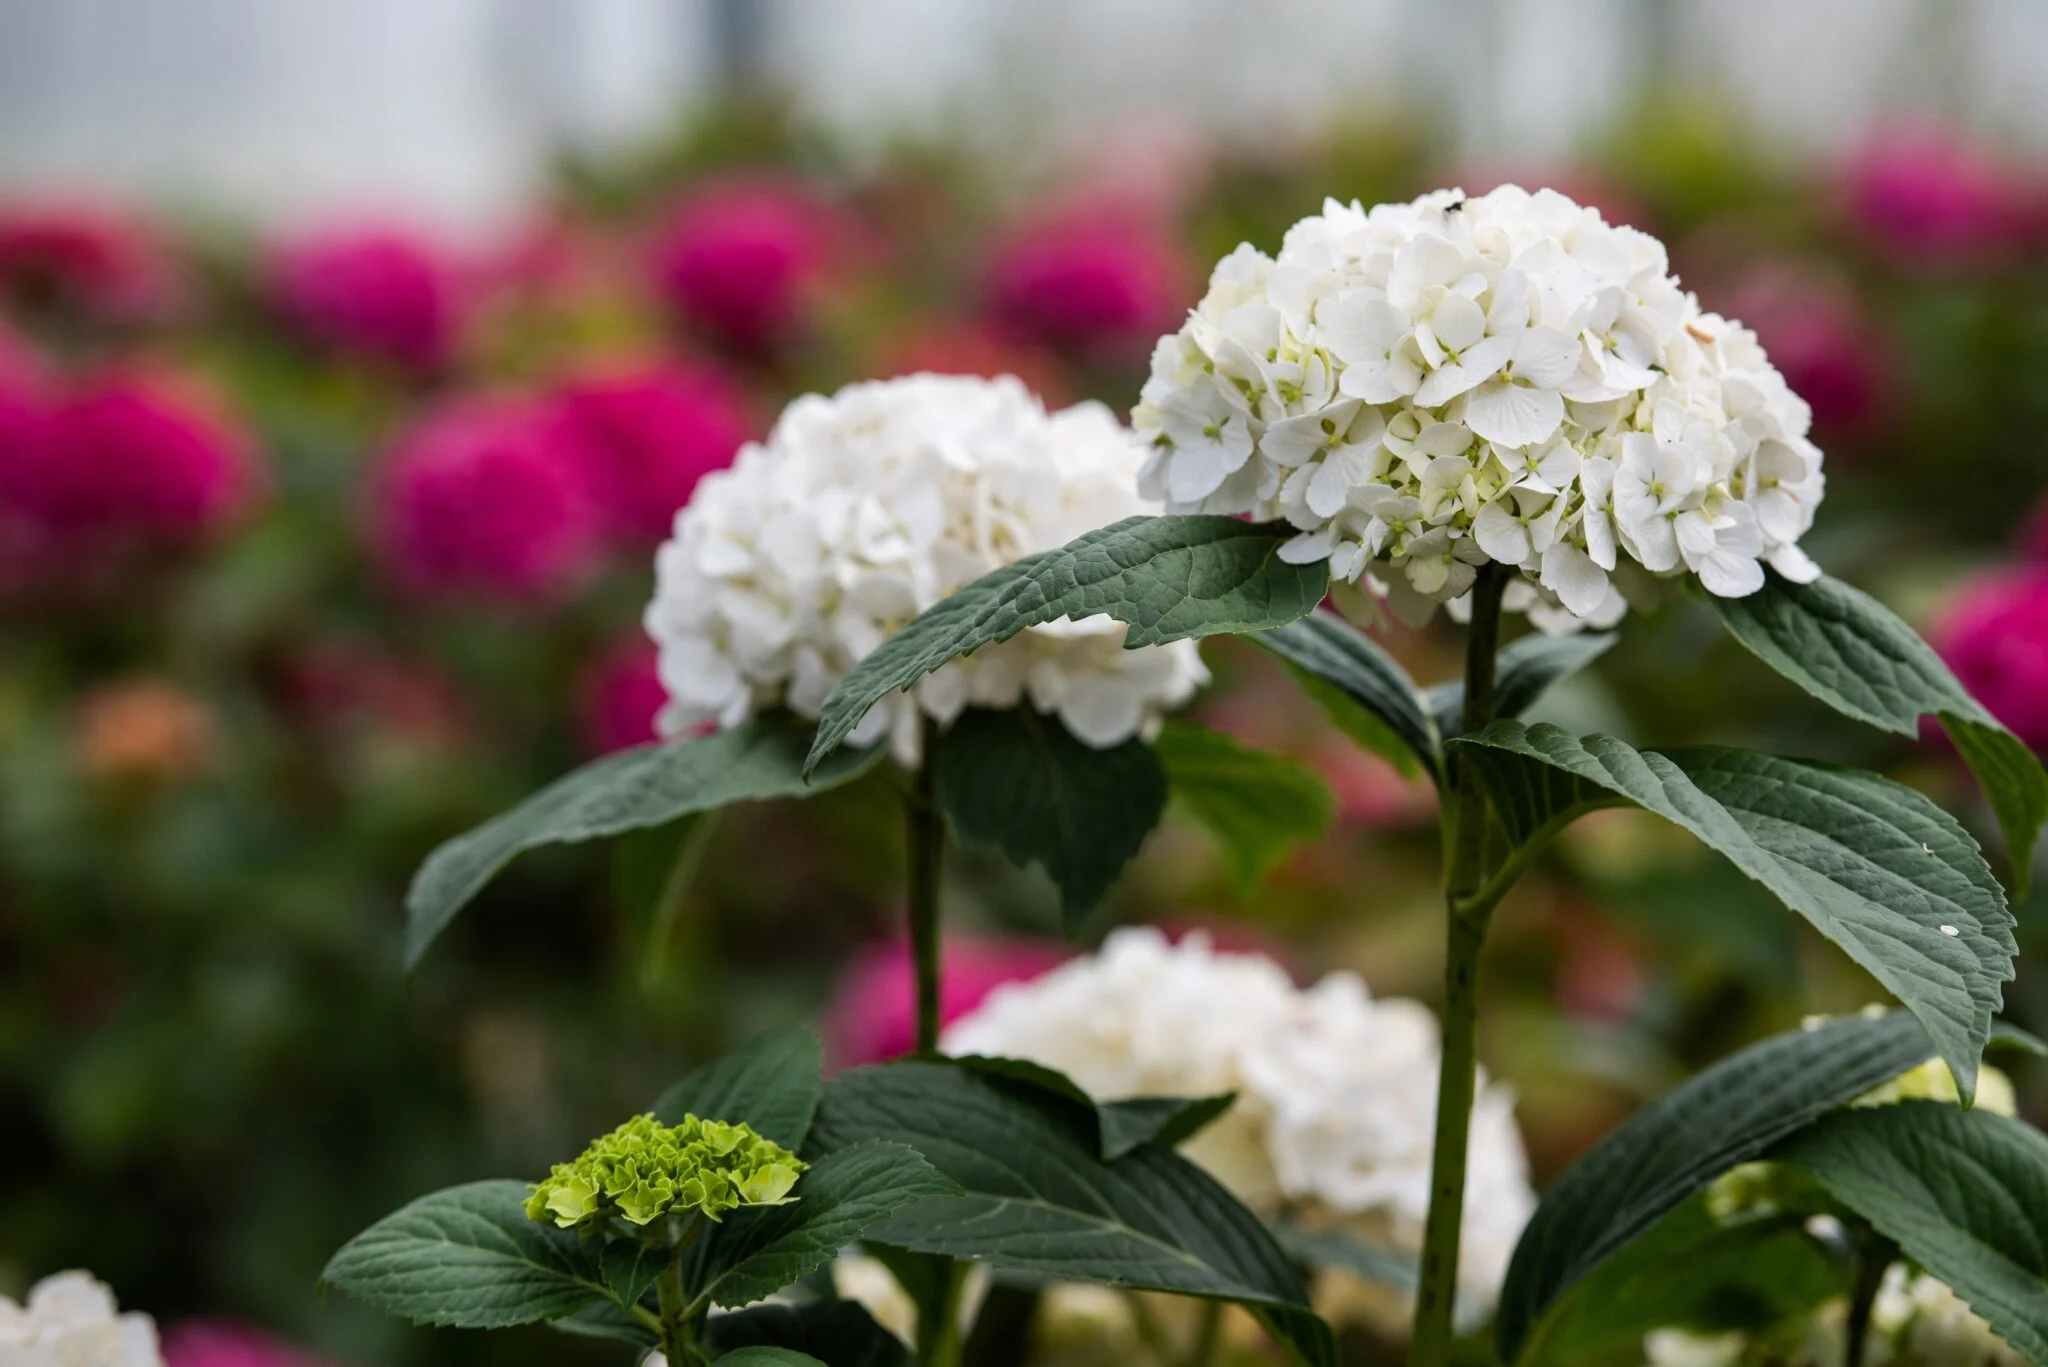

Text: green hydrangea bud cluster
xmin=525 ymin=1112 xmax=806 ymax=1230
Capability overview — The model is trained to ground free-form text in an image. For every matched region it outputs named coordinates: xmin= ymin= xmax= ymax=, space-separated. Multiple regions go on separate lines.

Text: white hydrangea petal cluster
xmin=1133 ymin=186 xmax=1825 ymax=630
xmin=1871 ymin=1266 xmax=2027 ymax=1366
xmin=941 ymin=927 xmax=1535 ymax=1310
xmin=646 ymin=374 xmax=1208 ymax=766
xmin=0 ymin=1271 xmax=163 ymax=1367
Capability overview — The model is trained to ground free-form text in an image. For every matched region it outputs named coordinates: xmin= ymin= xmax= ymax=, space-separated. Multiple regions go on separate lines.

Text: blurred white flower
xmin=1133 ymin=186 xmax=1825 ymax=629
xmin=645 ymin=374 xmax=1208 ymax=765
xmin=0 ymin=1271 xmax=162 ymax=1367
xmin=941 ymin=927 xmax=1535 ymax=1318
xmin=1871 ymin=1265 xmax=2026 ymax=1366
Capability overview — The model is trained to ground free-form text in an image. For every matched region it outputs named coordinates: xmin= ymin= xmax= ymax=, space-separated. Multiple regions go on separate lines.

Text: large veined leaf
xmin=653 ymin=1025 xmax=824 ymax=1152
xmin=690 ymin=1141 xmax=961 ymax=1308
xmin=321 ymin=1181 xmax=618 ymax=1329
xmin=948 ymin=1055 xmax=1234 ymax=1162
xmin=1153 ymin=721 xmax=1333 ymax=897
xmin=1270 ymin=1225 xmax=1418 ymax=1294
xmin=1495 ymin=1010 xmax=1947 ymax=1363
xmin=805 ymin=516 xmax=1329 ymax=773
xmin=930 ymin=708 xmax=1166 ymax=926
xmin=1247 ymin=611 xmax=1439 ymax=781
xmin=1706 ymin=570 xmax=2048 ymax=894
xmin=1774 ymin=1100 xmax=2048 ymax=1364
xmin=406 ymin=713 xmax=883 ymax=969
xmin=1519 ymin=1197 xmax=1844 ymax=1366
xmin=808 ymin=1059 xmax=1335 ymax=1367
xmin=1455 ymin=722 xmax=2014 ymax=1100
xmin=703 ymin=1300 xmax=911 ymax=1367
xmin=1425 ymin=631 xmax=1617 ymax=741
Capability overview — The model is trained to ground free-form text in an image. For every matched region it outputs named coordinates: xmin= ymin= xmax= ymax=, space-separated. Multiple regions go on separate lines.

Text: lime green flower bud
xmin=524 ymin=1113 xmax=807 ymax=1231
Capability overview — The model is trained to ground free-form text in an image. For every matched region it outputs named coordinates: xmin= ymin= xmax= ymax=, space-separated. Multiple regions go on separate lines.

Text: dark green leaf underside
xmin=1247 ymin=611 xmax=1438 ymax=781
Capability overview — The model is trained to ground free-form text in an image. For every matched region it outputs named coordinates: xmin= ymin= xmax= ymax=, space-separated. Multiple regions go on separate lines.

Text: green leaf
xmin=1270 ymin=1225 xmax=1418 ymax=1293
xmin=1455 ymin=722 xmax=2015 ymax=1100
xmin=1705 ymin=570 xmax=2048 ymax=895
xmin=654 ymin=1025 xmax=824 ymax=1152
xmin=1097 ymin=1093 xmax=1239 ymax=1161
xmin=1153 ymin=721 xmax=1333 ymax=897
xmin=1495 ymin=1010 xmax=1941 ymax=1363
xmin=693 ymin=1141 xmax=961 ymax=1308
xmin=809 ymin=1059 xmax=1335 ymax=1367
xmin=548 ymin=1302 xmax=656 ymax=1347
xmin=948 ymin=1056 xmax=1233 ymax=1162
xmin=406 ymin=713 xmax=884 ymax=969
xmin=1247 ymin=611 xmax=1438 ymax=781
xmin=805 ymin=516 xmax=1329 ymax=774
xmin=1522 ymin=1198 xmax=1844 ymax=1366
xmin=1425 ymin=631 xmax=1617 ymax=741
xmin=1774 ymin=1100 xmax=2048 ymax=1363
xmin=704 ymin=1300 xmax=912 ymax=1367
xmin=930 ymin=708 xmax=1166 ymax=927
xmin=613 ymin=811 xmax=718 ymax=988
xmin=715 ymin=1350 xmax=830 ymax=1367
xmin=320 ymin=1181 xmax=614 ymax=1329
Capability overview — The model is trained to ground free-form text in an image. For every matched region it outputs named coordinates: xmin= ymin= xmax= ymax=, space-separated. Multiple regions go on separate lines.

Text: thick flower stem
xmin=1843 ymin=1232 xmax=1897 ymax=1367
xmin=1411 ymin=562 xmax=1510 ymax=1365
xmin=656 ymin=1258 xmax=704 ymax=1367
xmin=919 ymin=1259 xmax=969 ymax=1367
xmin=905 ymin=720 xmax=947 ymax=1054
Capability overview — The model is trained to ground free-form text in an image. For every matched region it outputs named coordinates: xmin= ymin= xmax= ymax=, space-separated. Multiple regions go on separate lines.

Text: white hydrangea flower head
xmin=941 ymin=927 xmax=1535 ymax=1315
xmin=1871 ymin=1265 xmax=2027 ymax=1366
xmin=0 ymin=1271 xmax=163 ymax=1367
xmin=646 ymin=374 xmax=1209 ymax=765
xmin=1133 ymin=185 xmax=1825 ymax=630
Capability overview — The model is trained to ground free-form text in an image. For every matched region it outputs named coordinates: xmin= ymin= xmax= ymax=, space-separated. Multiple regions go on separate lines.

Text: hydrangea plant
xmin=329 ymin=189 xmax=2048 ymax=1367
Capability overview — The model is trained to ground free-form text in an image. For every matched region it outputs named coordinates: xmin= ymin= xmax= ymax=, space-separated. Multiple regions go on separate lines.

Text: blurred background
xmin=3 ymin=1 xmax=2048 ymax=1363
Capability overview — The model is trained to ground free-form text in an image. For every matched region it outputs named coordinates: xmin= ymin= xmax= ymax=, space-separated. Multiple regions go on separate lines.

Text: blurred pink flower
xmin=1931 ymin=566 xmax=2048 ymax=751
xmin=162 ymin=1319 xmax=331 ymax=1367
xmin=827 ymin=934 xmax=1066 ymax=1068
xmin=646 ymin=177 xmax=840 ymax=354
xmin=880 ymin=320 xmax=1071 ymax=406
xmin=1843 ymin=127 xmax=2029 ymax=260
xmin=268 ymin=225 xmax=464 ymax=372
xmin=983 ymin=202 xmax=1187 ymax=355
xmin=0 ymin=200 xmax=176 ymax=322
xmin=1723 ymin=264 xmax=1888 ymax=438
xmin=581 ymin=636 xmax=667 ymax=754
xmin=0 ymin=323 xmax=41 ymax=393
xmin=0 ymin=373 xmax=256 ymax=557
xmin=373 ymin=395 xmax=596 ymax=603
xmin=549 ymin=362 xmax=752 ymax=546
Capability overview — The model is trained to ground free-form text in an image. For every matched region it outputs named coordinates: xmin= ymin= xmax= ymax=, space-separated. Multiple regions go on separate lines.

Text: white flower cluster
xmin=0 ymin=1271 xmax=162 ymax=1367
xmin=942 ymin=927 xmax=1535 ymax=1312
xmin=646 ymin=374 xmax=1208 ymax=765
xmin=1134 ymin=185 xmax=1824 ymax=630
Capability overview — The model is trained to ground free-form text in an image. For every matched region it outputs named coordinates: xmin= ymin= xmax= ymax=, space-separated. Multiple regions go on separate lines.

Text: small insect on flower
xmin=524 ymin=1113 xmax=806 ymax=1230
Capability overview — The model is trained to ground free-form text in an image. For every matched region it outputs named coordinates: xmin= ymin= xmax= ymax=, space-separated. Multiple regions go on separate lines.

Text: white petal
xmin=1767 ymin=542 xmax=1823 ymax=583
xmin=1278 ymin=529 xmax=1334 ymax=564
xmin=1166 ymin=444 xmax=1231 ymax=504
xmin=1697 ymin=550 xmax=1765 ymax=598
xmin=1465 ymin=381 xmax=1565 ymax=448
xmin=1511 ymin=327 xmax=1583 ymax=388
xmin=1541 ymin=541 xmax=1610 ymax=617
xmin=1473 ymin=501 xmax=1531 ymax=564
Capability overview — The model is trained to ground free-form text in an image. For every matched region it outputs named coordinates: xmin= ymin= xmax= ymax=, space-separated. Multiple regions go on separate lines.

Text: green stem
xmin=656 ymin=1257 xmax=699 ymax=1367
xmin=1411 ymin=562 xmax=1510 ymax=1366
xmin=906 ymin=720 xmax=947 ymax=1055
xmin=1843 ymin=1233 xmax=1896 ymax=1367
xmin=919 ymin=1259 xmax=969 ymax=1367
xmin=641 ymin=811 xmax=719 ymax=991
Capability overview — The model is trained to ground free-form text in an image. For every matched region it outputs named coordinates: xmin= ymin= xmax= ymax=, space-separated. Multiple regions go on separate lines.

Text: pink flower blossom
xmin=549 ymin=363 xmax=752 ymax=546
xmin=0 ymin=200 xmax=176 ymax=322
xmin=268 ymin=225 xmax=464 ymax=372
xmin=581 ymin=636 xmax=667 ymax=755
xmin=646 ymin=178 xmax=839 ymax=355
xmin=827 ymin=934 xmax=1066 ymax=1069
xmin=1844 ymin=127 xmax=2030 ymax=261
xmin=1932 ymin=566 xmax=2048 ymax=751
xmin=373 ymin=395 xmax=596 ymax=603
xmin=982 ymin=202 xmax=1186 ymax=355
xmin=162 ymin=1319 xmax=333 ymax=1367
xmin=1723 ymin=264 xmax=1888 ymax=438
xmin=0 ymin=373 xmax=256 ymax=556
